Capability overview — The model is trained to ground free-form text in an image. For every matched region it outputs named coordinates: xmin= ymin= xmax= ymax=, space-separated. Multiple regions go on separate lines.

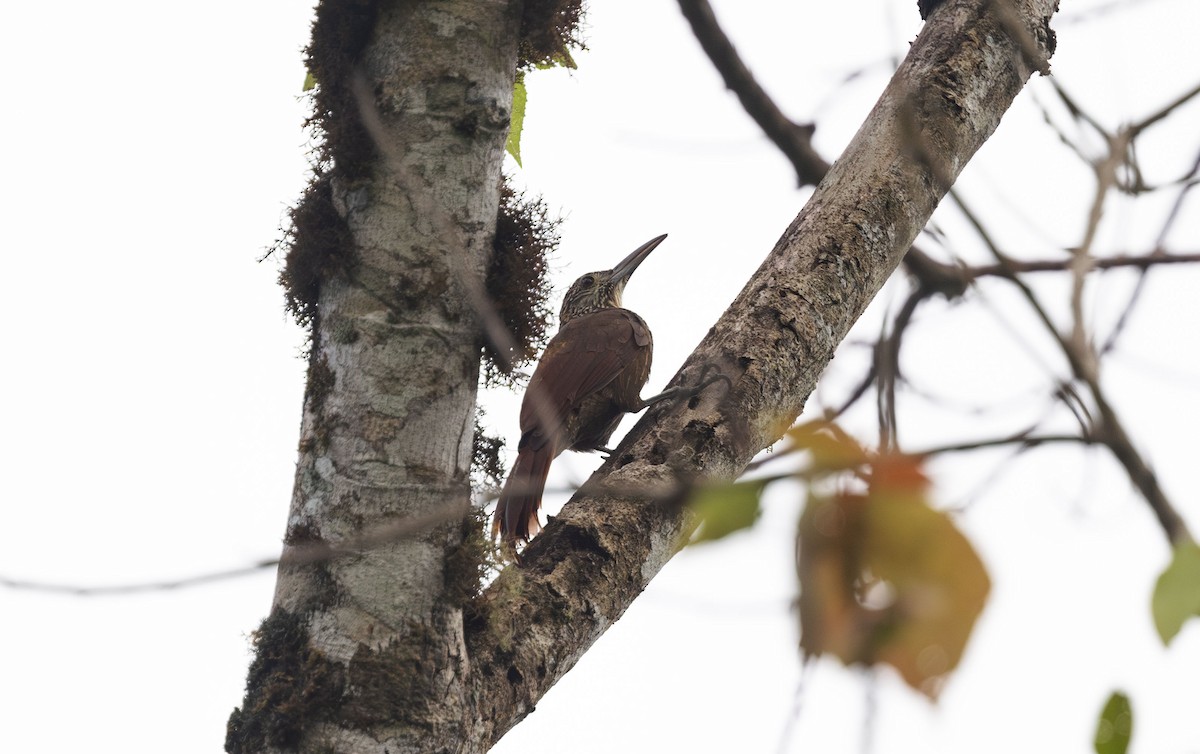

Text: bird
xmin=492 ymin=234 xmax=678 ymax=545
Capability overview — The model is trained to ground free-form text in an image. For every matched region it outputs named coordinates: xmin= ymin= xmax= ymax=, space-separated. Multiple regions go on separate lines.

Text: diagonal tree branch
xmin=466 ymin=0 xmax=1060 ymax=745
xmin=676 ymin=0 xmax=829 ymax=186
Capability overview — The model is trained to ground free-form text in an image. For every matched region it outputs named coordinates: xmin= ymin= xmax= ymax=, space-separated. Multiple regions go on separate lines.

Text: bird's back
xmin=519 ymin=307 xmax=653 ymax=456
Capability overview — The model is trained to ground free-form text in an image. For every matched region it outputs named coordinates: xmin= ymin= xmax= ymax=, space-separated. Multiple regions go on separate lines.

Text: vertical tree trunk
xmin=228 ymin=2 xmax=521 ymax=752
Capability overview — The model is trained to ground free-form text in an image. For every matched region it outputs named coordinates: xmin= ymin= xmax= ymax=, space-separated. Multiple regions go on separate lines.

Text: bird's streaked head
xmin=559 ymin=234 xmax=667 ymax=323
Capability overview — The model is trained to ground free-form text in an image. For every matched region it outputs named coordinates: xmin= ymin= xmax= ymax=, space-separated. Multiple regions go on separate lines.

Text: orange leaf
xmin=797 ymin=460 xmax=990 ymax=699
xmin=787 ymin=421 xmax=869 ymax=471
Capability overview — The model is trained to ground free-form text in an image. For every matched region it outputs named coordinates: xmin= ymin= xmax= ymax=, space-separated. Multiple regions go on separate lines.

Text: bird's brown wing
xmin=518 ymin=308 xmax=651 ymax=453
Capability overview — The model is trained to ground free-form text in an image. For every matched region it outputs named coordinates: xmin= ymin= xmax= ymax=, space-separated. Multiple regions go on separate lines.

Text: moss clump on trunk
xmin=225 ymin=609 xmax=344 ymax=753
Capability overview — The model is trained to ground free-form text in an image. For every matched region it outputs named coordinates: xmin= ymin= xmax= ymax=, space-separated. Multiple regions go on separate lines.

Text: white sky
xmin=2 ymin=1 xmax=1198 ymax=753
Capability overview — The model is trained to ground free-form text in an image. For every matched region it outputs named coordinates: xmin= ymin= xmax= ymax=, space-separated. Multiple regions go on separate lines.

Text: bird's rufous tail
xmin=492 ymin=448 xmax=553 ymax=544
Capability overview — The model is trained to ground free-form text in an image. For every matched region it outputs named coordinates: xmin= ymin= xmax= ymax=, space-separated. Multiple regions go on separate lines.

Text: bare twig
xmin=0 ymin=505 xmax=466 ymax=597
xmin=1072 ymin=347 xmax=1193 ymax=545
xmin=876 ymin=289 xmax=926 ymax=451
xmin=676 ymin=0 xmax=829 ymax=186
xmin=1097 ymin=149 xmax=1200 ymax=359
xmin=678 ymin=0 xmax=973 ymax=298
xmin=1049 ymin=78 xmax=1109 ymax=138
xmin=1128 ymin=80 xmax=1200 ymax=137
xmin=1153 ymin=147 xmax=1200 ymax=250
xmin=910 ymin=431 xmax=1094 ymax=457
xmin=824 ymin=363 xmax=879 ymax=422
xmin=947 ymin=188 xmax=1064 ymax=341
xmin=1069 ymin=126 xmax=1130 ymax=381
xmin=965 ymin=251 xmax=1200 ymax=277
xmin=1030 ymin=85 xmax=1095 ymax=166
xmin=0 ymin=563 xmax=279 ymax=597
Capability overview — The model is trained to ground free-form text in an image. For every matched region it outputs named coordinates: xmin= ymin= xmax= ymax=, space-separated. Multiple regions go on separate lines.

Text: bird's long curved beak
xmin=610 ymin=234 xmax=668 ymax=284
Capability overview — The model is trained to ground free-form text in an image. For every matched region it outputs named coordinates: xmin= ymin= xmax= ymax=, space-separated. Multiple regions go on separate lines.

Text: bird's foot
xmin=688 ymin=362 xmax=733 ymax=396
xmin=640 ymin=363 xmax=731 ymax=409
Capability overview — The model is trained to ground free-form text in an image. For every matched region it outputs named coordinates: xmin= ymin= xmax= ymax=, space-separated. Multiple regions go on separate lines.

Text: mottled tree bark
xmin=230 ymin=1 xmax=1058 ymax=752
xmin=229 ymin=1 xmax=522 ymax=753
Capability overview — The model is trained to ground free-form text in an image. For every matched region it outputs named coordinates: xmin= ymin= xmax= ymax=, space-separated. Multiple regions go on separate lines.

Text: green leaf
xmin=302 ymin=71 xmax=317 ymax=92
xmin=505 ymin=73 xmax=527 ymax=167
xmin=1094 ymin=691 xmax=1133 ymax=754
xmin=689 ymin=480 xmax=765 ymax=544
xmin=1151 ymin=541 xmax=1200 ymax=644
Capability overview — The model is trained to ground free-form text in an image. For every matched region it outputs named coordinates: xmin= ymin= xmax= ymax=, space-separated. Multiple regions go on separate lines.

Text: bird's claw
xmin=639 ymin=363 xmax=732 ymax=411
xmin=689 ymin=362 xmax=732 ymax=395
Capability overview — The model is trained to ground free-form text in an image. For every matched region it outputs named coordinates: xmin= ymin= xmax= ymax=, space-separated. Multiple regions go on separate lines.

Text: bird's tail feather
xmin=492 ymin=449 xmax=553 ymax=544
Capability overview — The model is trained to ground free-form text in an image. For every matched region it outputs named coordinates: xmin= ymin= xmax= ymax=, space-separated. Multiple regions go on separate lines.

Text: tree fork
xmin=230 ymin=0 xmax=1059 ymax=752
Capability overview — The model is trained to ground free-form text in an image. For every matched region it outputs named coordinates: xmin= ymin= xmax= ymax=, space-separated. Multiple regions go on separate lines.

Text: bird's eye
xmin=580 ymin=275 xmax=595 ymax=287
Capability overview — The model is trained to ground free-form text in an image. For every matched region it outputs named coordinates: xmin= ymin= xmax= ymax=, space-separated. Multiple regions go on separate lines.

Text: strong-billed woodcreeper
xmin=492 ymin=234 xmax=674 ymax=544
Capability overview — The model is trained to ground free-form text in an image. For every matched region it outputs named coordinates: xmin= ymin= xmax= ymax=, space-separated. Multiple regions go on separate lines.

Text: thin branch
xmin=1030 ymin=85 xmax=1096 ymax=166
xmin=1049 ymin=78 xmax=1110 ymax=139
xmin=965 ymin=251 xmax=1200 ymax=277
xmin=1154 ymin=146 xmax=1200 ymax=250
xmin=1084 ymin=366 xmax=1193 ymax=545
xmin=1128 ymin=80 xmax=1200 ymax=136
xmin=1069 ymin=127 xmax=1130 ymax=381
xmin=876 ymin=288 xmax=927 ymax=451
xmin=825 ymin=363 xmax=879 ymax=422
xmin=1098 ymin=263 xmax=1153 ymax=358
xmin=680 ymin=0 xmax=970 ymax=298
xmin=1097 ymin=150 xmax=1200 ymax=360
xmin=910 ymin=432 xmax=1095 ymax=457
xmin=1100 ymin=147 xmax=1200 ymax=355
xmin=1054 ymin=380 xmax=1095 ymax=436
xmin=676 ymin=0 xmax=829 ymax=186
xmin=0 ymin=563 xmax=278 ymax=597
xmin=947 ymin=188 xmax=1063 ymax=340
xmin=1 ymin=505 xmax=465 ymax=597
